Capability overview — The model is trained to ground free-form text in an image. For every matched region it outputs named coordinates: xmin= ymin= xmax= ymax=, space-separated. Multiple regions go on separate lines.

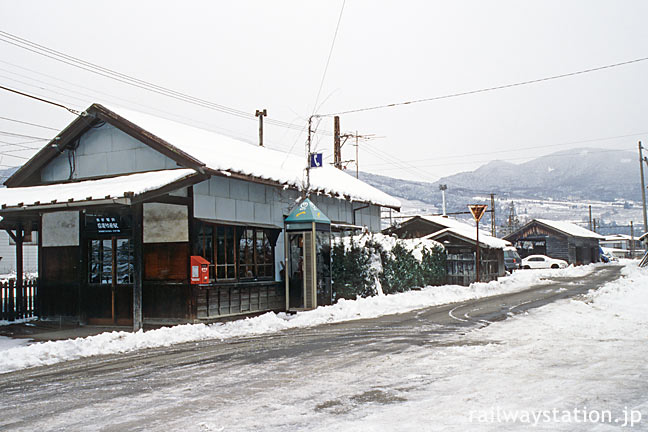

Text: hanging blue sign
xmin=310 ymin=153 xmax=323 ymax=168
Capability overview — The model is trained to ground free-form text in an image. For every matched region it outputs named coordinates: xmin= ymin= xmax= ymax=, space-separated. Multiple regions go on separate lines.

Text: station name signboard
xmin=85 ymin=214 xmax=131 ymax=235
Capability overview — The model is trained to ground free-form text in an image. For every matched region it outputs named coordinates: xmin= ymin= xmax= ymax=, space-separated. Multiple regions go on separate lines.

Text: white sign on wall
xmin=143 ymin=203 xmax=189 ymax=243
xmin=42 ymin=211 xmax=79 ymax=247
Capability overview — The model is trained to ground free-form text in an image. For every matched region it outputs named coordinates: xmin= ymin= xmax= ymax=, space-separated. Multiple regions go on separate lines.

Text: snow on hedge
xmin=0 ymin=262 xmax=603 ymax=374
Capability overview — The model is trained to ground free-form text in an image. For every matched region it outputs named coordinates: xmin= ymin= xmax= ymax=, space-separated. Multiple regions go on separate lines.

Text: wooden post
xmin=255 ymin=109 xmax=267 ymax=147
xmin=16 ymin=224 xmax=23 ymax=319
xmin=631 ymin=221 xmax=635 ymax=258
xmin=333 ymin=116 xmax=341 ymax=169
xmin=132 ymin=204 xmax=143 ymax=332
xmin=490 ymin=193 xmax=496 ymax=236
xmin=7 ymin=279 xmax=14 ymax=321
xmin=639 ymin=142 xmax=647 ymax=241
xmin=475 ymin=218 xmax=480 ymax=283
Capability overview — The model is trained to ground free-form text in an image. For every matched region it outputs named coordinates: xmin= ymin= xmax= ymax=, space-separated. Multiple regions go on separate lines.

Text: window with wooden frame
xmin=193 ymin=221 xmax=276 ymax=282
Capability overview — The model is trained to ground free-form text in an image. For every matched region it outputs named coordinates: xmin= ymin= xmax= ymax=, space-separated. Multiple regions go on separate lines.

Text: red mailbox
xmin=190 ymin=256 xmax=210 ymax=284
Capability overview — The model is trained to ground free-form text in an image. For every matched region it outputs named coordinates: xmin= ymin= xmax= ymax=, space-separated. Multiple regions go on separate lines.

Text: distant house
xmin=0 ymin=103 xmax=400 ymax=328
xmin=600 ymin=234 xmax=641 ymax=258
xmin=386 ymin=215 xmax=509 ymax=285
xmin=504 ymin=219 xmax=603 ymax=265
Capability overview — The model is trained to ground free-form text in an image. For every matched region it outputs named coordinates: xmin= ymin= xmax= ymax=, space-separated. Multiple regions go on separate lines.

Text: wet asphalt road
xmin=0 ymin=265 xmax=623 ymax=431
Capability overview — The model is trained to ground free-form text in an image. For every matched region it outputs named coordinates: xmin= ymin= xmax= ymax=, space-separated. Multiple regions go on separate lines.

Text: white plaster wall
xmin=41 ymin=123 xmax=180 ymax=182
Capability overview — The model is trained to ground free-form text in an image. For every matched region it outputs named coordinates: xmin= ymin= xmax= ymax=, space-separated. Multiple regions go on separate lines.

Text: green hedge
xmin=332 ymin=235 xmax=446 ymax=300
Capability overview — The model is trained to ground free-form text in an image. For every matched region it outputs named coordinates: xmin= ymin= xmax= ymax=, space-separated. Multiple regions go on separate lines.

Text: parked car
xmin=521 ymin=254 xmax=568 ymax=269
xmin=503 ymin=246 xmax=522 ymax=272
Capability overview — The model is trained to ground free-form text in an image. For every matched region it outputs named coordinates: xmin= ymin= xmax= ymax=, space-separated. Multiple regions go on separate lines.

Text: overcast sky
xmin=1 ymin=1 xmax=647 ymax=183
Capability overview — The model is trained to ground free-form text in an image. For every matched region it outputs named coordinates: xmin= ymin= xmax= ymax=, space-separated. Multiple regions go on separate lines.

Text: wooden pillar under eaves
xmin=132 ymin=204 xmax=143 ymax=332
xmin=16 ymin=223 xmax=23 ymax=319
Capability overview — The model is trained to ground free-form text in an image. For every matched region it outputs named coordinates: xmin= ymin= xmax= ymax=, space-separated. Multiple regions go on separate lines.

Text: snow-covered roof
xmin=603 ymin=234 xmax=634 ymax=241
xmin=420 ymin=215 xmax=491 ymax=236
xmin=103 ymin=105 xmax=400 ymax=209
xmin=425 ymin=227 xmax=511 ymax=249
xmin=535 ymin=219 xmax=604 ymax=239
xmin=0 ymin=169 xmax=197 ymax=210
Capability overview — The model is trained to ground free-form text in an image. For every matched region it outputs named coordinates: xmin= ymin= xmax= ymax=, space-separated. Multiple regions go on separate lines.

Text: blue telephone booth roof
xmin=285 ymin=198 xmax=331 ymax=224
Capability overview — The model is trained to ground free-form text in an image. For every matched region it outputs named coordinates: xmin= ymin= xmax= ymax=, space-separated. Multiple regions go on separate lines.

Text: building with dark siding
xmin=503 ymin=219 xmax=603 ymax=265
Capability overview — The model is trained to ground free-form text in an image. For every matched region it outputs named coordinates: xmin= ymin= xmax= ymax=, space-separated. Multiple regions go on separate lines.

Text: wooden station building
xmin=503 ymin=219 xmax=602 ymax=265
xmin=0 ymin=104 xmax=399 ymax=330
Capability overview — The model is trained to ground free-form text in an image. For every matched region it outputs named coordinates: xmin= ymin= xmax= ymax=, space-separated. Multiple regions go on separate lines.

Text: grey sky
xmin=1 ymin=1 xmax=646 ymax=183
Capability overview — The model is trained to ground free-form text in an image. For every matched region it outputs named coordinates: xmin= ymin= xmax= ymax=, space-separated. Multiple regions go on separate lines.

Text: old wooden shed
xmin=503 ymin=219 xmax=602 ymax=265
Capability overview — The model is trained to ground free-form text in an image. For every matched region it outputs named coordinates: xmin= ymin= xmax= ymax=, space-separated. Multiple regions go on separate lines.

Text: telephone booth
xmin=284 ymin=198 xmax=332 ymax=310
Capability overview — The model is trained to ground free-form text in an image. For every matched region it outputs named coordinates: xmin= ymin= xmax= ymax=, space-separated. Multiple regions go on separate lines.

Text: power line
xmin=0 ymin=84 xmax=83 ymax=115
xmin=0 ymin=30 xmax=331 ymax=135
xmin=311 ymin=0 xmax=346 ymax=115
xmin=364 ymin=131 xmax=648 ymax=168
xmin=321 ymin=56 xmax=648 ymax=116
xmin=0 ymin=129 xmax=50 ymax=140
xmin=0 ymin=115 xmax=59 ymax=131
xmin=0 ymin=64 xmax=302 ymax=151
xmin=366 ymin=147 xmax=636 ymax=172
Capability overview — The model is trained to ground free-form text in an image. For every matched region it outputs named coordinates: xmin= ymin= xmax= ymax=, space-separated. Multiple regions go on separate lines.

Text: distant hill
xmin=361 ymin=148 xmax=640 ymax=205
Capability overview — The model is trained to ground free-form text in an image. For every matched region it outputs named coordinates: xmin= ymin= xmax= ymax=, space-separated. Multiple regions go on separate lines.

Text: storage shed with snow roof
xmin=0 ymin=104 xmax=399 ymax=329
xmin=382 ymin=215 xmax=491 ymax=239
xmin=503 ymin=219 xmax=603 ymax=265
xmin=426 ymin=227 xmax=510 ymax=285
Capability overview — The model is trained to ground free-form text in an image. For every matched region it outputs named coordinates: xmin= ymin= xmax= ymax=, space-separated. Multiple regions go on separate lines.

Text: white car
xmin=521 ymin=254 xmax=568 ymax=269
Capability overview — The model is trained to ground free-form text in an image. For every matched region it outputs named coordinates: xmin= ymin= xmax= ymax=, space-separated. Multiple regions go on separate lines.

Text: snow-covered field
xmin=0 ymin=264 xmax=598 ymax=374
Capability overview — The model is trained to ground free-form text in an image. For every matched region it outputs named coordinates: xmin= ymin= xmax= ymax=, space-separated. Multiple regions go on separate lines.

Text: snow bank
xmin=0 ymin=263 xmax=601 ymax=374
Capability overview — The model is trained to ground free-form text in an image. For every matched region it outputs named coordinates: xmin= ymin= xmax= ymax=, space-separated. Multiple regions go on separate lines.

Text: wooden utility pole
xmin=639 ymin=142 xmax=647 ymax=236
xmin=255 ymin=109 xmax=267 ymax=147
xmin=333 ymin=116 xmax=341 ymax=169
xmin=588 ymin=205 xmax=592 ymax=231
xmin=355 ymin=131 xmax=359 ymax=178
xmin=490 ymin=193 xmax=496 ymax=236
xmin=631 ymin=220 xmax=635 ymax=258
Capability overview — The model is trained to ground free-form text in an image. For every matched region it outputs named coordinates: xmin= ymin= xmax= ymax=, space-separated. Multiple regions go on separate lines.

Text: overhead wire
xmin=321 ymin=56 xmax=648 ymax=117
xmin=0 ymin=84 xmax=82 ymax=115
xmin=363 ymin=131 xmax=648 ymax=169
xmin=0 ymin=129 xmax=50 ymax=140
xmin=0 ymin=115 xmax=58 ymax=131
xmin=0 ymin=65 xmax=303 ymax=152
xmin=369 ymin=147 xmax=637 ymax=172
xmin=0 ymin=30 xmax=331 ymax=135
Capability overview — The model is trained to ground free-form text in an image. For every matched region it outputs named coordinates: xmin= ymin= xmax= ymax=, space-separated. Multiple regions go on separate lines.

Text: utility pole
xmin=588 ymin=205 xmax=592 ymax=231
xmin=305 ymin=115 xmax=313 ymax=198
xmin=333 ymin=116 xmax=341 ymax=169
xmin=355 ymin=131 xmax=359 ymax=179
xmin=631 ymin=220 xmax=635 ymax=259
xmin=593 ymin=218 xmax=597 ymax=234
xmin=639 ymin=141 xmax=647 ymax=237
xmin=255 ymin=109 xmax=267 ymax=147
xmin=490 ymin=193 xmax=496 ymax=236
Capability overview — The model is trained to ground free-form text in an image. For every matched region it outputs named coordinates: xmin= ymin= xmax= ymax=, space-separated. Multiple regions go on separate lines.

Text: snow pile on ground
xmin=0 ymin=263 xmax=600 ymax=374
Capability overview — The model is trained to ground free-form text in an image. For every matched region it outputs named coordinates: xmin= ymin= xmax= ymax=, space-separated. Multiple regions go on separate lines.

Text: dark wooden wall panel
xmin=143 ymin=242 xmax=189 ymax=281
